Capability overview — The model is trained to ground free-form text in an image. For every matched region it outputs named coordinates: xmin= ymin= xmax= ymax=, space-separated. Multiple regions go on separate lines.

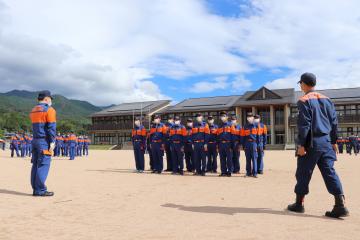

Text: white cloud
xmin=190 ymin=76 xmax=228 ymax=93
xmin=230 ymin=0 xmax=360 ymax=90
xmin=1 ymin=0 xmax=360 ymax=105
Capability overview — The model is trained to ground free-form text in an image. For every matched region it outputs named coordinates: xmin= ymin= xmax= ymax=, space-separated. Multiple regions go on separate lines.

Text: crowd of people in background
xmin=3 ymin=132 xmax=91 ymax=160
xmin=337 ymin=135 xmax=360 ymax=156
xmin=132 ymin=111 xmax=267 ymax=177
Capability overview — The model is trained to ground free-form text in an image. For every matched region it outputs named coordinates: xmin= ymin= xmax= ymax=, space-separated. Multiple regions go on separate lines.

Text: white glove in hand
xmin=49 ymin=142 xmax=56 ymax=152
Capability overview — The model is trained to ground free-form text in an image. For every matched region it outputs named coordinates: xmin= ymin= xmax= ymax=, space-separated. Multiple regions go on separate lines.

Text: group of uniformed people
xmin=54 ymin=133 xmax=91 ymax=160
xmin=132 ymin=112 xmax=267 ymax=177
xmin=9 ymin=133 xmax=33 ymax=158
xmin=337 ymin=136 xmax=360 ymax=156
xmin=7 ymin=132 xmax=90 ymax=160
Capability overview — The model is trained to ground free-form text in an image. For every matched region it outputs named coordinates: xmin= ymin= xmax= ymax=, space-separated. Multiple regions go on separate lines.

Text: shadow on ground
xmin=86 ymin=169 xmax=246 ymax=178
xmin=0 ymin=189 xmax=32 ymax=197
xmin=161 ymin=203 xmax=337 ymax=220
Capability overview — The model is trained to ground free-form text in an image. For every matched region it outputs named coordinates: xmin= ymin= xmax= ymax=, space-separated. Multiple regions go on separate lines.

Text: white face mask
xmin=254 ymin=119 xmax=260 ymax=124
xmin=231 ymin=120 xmax=237 ymax=125
xmin=187 ymin=123 xmax=193 ymax=127
xmin=175 ymin=120 xmax=181 ymax=125
xmin=134 ymin=120 xmax=141 ymax=126
xmin=247 ymin=117 xmax=254 ymax=123
xmin=154 ymin=119 xmax=160 ymax=124
xmin=208 ymin=119 xmax=214 ymax=125
xmin=196 ymin=117 xmax=203 ymax=122
xmin=220 ymin=116 xmax=227 ymax=122
xmin=47 ymin=99 xmax=52 ymax=107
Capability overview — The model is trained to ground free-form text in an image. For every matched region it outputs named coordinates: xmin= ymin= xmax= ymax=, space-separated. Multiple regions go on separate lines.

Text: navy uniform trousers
xmin=232 ymin=142 xmax=241 ymax=173
xmin=257 ymin=144 xmax=264 ymax=172
xmin=295 ymin=139 xmax=343 ymax=196
xmin=245 ymin=142 xmax=258 ymax=176
xmin=31 ymin=139 xmax=51 ymax=195
xmin=219 ymin=142 xmax=233 ymax=174
xmin=184 ymin=143 xmax=193 ymax=171
xmin=171 ymin=142 xmax=184 ymax=173
xmin=151 ymin=142 xmax=164 ymax=172
xmin=133 ymin=141 xmax=145 ymax=171
xmin=206 ymin=142 xmax=218 ymax=172
xmin=193 ymin=142 xmax=206 ymax=174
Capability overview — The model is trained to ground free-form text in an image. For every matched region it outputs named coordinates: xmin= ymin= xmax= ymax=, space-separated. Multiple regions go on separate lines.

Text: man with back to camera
xmin=287 ymin=73 xmax=349 ymax=218
xmin=29 ymin=90 xmax=56 ymax=197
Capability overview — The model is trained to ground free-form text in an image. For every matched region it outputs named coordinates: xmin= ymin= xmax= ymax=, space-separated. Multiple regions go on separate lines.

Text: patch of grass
xmin=89 ymin=145 xmax=114 ymax=150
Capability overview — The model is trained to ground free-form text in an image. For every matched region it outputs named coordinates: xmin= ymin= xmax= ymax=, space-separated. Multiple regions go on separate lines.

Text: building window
xmin=275 ymin=107 xmax=284 ymax=125
xmin=275 ymin=130 xmax=285 ymax=144
xmin=257 ymin=108 xmax=270 ymax=125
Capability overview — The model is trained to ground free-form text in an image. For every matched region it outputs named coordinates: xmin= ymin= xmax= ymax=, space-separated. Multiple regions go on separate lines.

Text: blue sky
xmin=0 ymin=0 xmax=360 ymax=105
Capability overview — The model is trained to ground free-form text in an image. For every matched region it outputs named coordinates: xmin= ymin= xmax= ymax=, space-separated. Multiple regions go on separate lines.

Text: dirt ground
xmin=0 ymin=149 xmax=359 ymax=240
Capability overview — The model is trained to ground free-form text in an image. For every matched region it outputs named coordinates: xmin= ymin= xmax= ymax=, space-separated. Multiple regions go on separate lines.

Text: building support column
xmin=252 ymin=106 xmax=256 ymax=115
xmin=270 ymin=105 xmax=275 ymax=145
xmin=236 ymin=107 xmax=242 ymax=124
xmin=284 ymin=104 xmax=290 ymax=144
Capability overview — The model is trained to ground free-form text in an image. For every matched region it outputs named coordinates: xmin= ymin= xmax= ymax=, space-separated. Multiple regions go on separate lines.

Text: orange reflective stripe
xmin=192 ymin=128 xmax=199 ymax=134
xmin=141 ymin=128 xmax=147 ymax=136
xmin=240 ymin=129 xmax=245 ymax=136
xmin=182 ymin=128 xmax=187 ymax=136
xmin=217 ymin=128 xmax=223 ymax=135
xmin=299 ymin=92 xmax=329 ymax=102
xmin=251 ymin=128 xmax=258 ymax=135
xmin=204 ymin=125 xmax=210 ymax=134
xmin=169 ymin=129 xmax=176 ymax=136
xmin=46 ymin=107 xmax=56 ymax=123
xmin=211 ymin=129 xmax=217 ymax=134
xmin=244 ymin=129 xmax=250 ymax=136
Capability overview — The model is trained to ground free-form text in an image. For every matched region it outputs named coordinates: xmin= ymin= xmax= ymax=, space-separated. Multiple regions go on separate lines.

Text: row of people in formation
xmin=132 ymin=111 xmax=267 ymax=177
xmin=336 ymin=136 xmax=360 ymax=156
xmin=8 ymin=132 xmax=91 ymax=160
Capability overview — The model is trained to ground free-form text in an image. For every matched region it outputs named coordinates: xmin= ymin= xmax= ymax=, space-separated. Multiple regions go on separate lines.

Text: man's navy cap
xmin=298 ymin=72 xmax=316 ymax=86
xmin=135 ymin=116 xmax=141 ymax=121
xmin=247 ymin=112 xmax=254 ymax=117
xmin=154 ymin=114 xmax=161 ymax=119
xmin=168 ymin=116 xmax=174 ymax=120
xmin=231 ymin=115 xmax=237 ymax=120
xmin=187 ymin=118 xmax=193 ymax=122
xmin=195 ymin=113 xmax=203 ymax=117
xmin=208 ymin=115 xmax=214 ymax=120
xmin=220 ymin=111 xmax=227 ymax=116
xmin=254 ymin=114 xmax=260 ymax=119
xmin=174 ymin=116 xmax=181 ymax=121
xmin=38 ymin=90 xmax=53 ymax=99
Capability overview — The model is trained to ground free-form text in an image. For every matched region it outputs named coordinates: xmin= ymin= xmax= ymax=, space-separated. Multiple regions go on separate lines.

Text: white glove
xmin=49 ymin=142 xmax=56 ymax=152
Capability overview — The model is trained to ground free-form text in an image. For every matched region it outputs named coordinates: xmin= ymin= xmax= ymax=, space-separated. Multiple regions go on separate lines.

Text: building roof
xmin=235 ymin=87 xmax=295 ymax=106
xmin=91 ymin=100 xmax=171 ymax=117
xmin=165 ymin=95 xmax=241 ymax=113
xmin=294 ymin=87 xmax=360 ymax=104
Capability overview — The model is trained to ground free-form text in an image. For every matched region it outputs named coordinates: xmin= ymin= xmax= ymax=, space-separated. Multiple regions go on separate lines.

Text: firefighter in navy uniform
xmin=184 ymin=118 xmax=194 ymax=172
xmin=345 ymin=137 xmax=351 ymax=155
xmin=242 ymin=113 xmax=259 ymax=178
xmin=349 ymin=134 xmax=358 ymax=156
xmin=29 ymin=90 xmax=56 ymax=197
xmin=169 ymin=116 xmax=187 ymax=175
xmin=336 ymin=137 xmax=344 ymax=154
xmin=287 ymin=73 xmax=349 ymax=218
xmin=131 ymin=116 xmax=147 ymax=173
xmin=206 ymin=116 xmax=218 ymax=173
xmin=217 ymin=112 xmax=236 ymax=177
xmin=149 ymin=115 xmax=166 ymax=174
xmin=163 ymin=116 xmax=174 ymax=172
xmin=254 ymin=114 xmax=268 ymax=174
xmin=191 ymin=113 xmax=210 ymax=176
xmin=230 ymin=115 xmax=241 ymax=174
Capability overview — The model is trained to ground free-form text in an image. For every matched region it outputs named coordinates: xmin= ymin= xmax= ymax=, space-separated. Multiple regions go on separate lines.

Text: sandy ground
xmin=0 ymin=149 xmax=359 ymax=240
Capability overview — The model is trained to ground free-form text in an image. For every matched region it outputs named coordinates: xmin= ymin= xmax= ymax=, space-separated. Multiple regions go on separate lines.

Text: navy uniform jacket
xmin=297 ymin=91 xmax=337 ymax=150
xmin=208 ymin=124 xmax=218 ymax=144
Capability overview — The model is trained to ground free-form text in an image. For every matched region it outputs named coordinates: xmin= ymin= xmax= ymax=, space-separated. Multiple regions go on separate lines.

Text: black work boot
xmin=287 ymin=195 xmax=305 ymax=213
xmin=325 ymin=195 xmax=349 ymax=218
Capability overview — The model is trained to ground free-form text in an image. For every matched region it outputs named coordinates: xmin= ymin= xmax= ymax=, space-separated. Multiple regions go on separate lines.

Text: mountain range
xmin=0 ymin=90 xmax=108 ymax=123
